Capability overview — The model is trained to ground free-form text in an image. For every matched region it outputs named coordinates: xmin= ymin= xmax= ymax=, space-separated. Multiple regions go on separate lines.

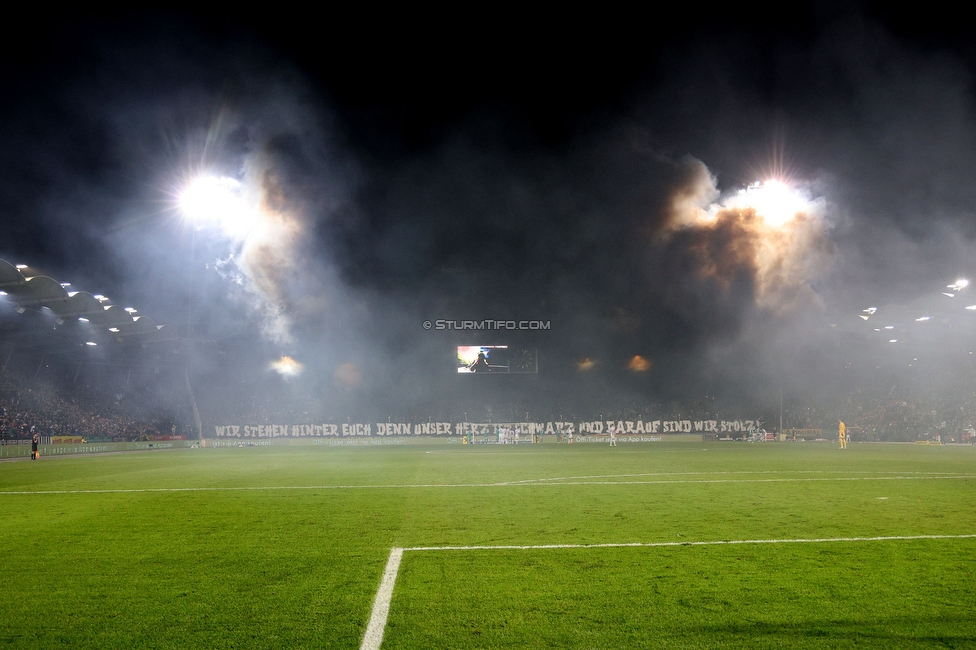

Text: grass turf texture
xmin=0 ymin=443 xmax=973 ymax=648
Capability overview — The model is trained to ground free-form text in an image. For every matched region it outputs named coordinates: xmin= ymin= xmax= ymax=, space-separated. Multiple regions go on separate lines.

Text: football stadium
xmin=4 ymin=8 xmax=976 ymax=649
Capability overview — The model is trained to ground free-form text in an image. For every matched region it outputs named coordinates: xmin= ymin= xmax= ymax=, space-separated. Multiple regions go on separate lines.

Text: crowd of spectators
xmin=0 ymin=366 xmax=194 ymax=442
xmin=197 ymin=381 xmax=976 ymax=442
xmin=777 ymin=384 xmax=976 ymax=442
xmin=8 ymin=352 xmax=976 ymax=442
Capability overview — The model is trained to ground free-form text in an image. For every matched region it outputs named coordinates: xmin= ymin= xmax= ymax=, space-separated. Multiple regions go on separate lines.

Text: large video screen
xmin=457 ymin=346 xmax=537 ymax=374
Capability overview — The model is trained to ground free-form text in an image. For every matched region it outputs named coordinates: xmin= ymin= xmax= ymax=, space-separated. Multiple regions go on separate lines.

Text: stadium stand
xmin=0 ymin=364 xmax=194 ymax=443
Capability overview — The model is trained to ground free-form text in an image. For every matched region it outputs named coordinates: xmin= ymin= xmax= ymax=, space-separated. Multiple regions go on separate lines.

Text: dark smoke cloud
xmin=5 ymin=10 xmax=976 ymax=418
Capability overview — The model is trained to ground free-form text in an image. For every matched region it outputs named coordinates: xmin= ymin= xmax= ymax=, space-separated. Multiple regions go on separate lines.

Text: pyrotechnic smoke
xmin=628 ymin=355 xmax=652 ymax=372
xmin=334 ymin=362 xmax=362 ymax=388
xmin=664 ymin=159 xmax=832 ymax=313
xmin=577 ymin=357 xmax=597 ymax=372
xmin=185 ymin=125 xmax=335 ymax=347
xmin=234 ymin=155 xmax=306 ymax=346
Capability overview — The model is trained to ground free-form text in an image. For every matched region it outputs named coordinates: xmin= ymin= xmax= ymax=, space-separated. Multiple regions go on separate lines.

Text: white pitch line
xmin=360 ymin=547 xmax=403 ymax=650
xmin=404 ymin=533 xmax=976 ymax=552
xmin=361 ymin=533 xmax=976 ymax=648
xmin=2 ymin=473 xmax=976 ymax=495
xmin=497 ymin=468 xmax=966 ymax=484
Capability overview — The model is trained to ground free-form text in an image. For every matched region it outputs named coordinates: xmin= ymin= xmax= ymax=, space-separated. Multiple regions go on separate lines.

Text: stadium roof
xmin=0 ymin=257 xmax=177 ymax=346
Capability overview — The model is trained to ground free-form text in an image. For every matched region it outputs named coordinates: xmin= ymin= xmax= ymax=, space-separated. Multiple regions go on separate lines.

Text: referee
xmin=31 ymin=433 xmax=39 ymax=460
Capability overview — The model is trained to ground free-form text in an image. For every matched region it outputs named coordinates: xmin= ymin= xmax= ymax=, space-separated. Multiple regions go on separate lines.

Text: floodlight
xmin=884 ymin=326 xmax=894 ymax=330
xmin=78 ymin=317 xmax=89 ymax=322
xmin=179 ymin=175 xmax=257 ymax=237
xmin=915 ymin=316 xmax=930 ymax=321
xmin=0 ymin=291 xmax=6 ymax=296
xmin=85 ymin=341 xmax=97 ymax=346
xmin=888 ymin=339 xmax=897 ymax=343
xmin=728 ymin=179 xmax=808 ymax=227
xmin=15 ymin=264 xmax=27 ymax=269
xmin=108 ymin=327 xmax=120 ymax=333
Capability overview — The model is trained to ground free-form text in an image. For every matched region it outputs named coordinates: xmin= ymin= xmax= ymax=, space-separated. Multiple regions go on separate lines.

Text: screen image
xmin=456 ymin=346 xmax=537 ymax=374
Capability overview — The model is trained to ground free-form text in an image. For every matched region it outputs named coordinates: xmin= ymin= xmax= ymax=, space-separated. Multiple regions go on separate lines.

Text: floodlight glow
xmin=729 ymin=180 xmax=808 ymax=227
xmin=889 ymin=339 xmax=897 ymax=343
xmin=78 ymin=317 xmax=89 ymax=322
xmin=108 ymin=327 xmax=120 ymax=332
xmin=915 ymin=316 xmax=931 ymax=321
xmin=67 ymin=291 xmax=78 ymax=297
xmin=93 ymin=294 xmax=107 ymax=301
xmin=858 ymin=315 xmax=869 ymax=320
xmin=949 ymin=279 xmax=970 ymax=291
xmin=943 ymin=292 xmax=955 ymax=298
xmin=863 ymin=307 xmax=877 ymax=314
xmin=15 ymin=264 xmax=27 ymax=269
xmin=60 ymin=282 xmax=70 ymax=287
xmin=884 ymin=326 xmax=894 ymax=330
xmin=85 ymin=341 xmax=97 ymax=346
xmin=967 ymin=305 xmax=976 ymax=310
xmin=124 ymin=307 xmax=137 ymax=313
xmin=0 ymin=291 xmax=6 ymax=296
xmin=179 ymin=175 xmax=258 ymax=237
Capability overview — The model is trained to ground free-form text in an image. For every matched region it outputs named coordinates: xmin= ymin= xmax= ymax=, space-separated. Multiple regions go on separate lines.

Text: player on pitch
xmin=838 ymin=421 xmax=847 ymax=449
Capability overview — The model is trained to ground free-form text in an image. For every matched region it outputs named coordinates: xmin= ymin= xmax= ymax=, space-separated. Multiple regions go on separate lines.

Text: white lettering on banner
xmin=209 ymin=417 xmax=759 ymax=438
xmin=342 ymin=423 xmax=373 ymax=437
xmin=377 ymin=423 xmax=412 ymax=436
xmin=718 ymin=420 xmax=757 ymax=433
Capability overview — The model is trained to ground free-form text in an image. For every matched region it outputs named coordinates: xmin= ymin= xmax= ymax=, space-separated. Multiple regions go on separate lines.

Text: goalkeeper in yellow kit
xmin=839 ymin=421 xmax=847 ymax=449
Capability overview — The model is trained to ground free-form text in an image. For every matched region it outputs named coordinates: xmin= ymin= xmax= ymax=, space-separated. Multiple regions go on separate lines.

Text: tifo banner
xmin=211 ymin=419 xmax=762 ymax=438
xmin=51 ymin=436 xmax=86 ymax=444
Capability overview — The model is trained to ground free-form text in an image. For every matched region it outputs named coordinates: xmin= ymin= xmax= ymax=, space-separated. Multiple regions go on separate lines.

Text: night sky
xmin=4 ymin=6 xmax=976 ymax=416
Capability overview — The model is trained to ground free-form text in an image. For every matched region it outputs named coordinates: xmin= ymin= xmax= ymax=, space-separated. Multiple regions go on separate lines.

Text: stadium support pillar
xmin=0 ymin=344 xmax=12 ymax=375
xmin=779 ymin=387 xmax=783 ymax=435
xmin=184 ymin=369 xmax=203 ymax=440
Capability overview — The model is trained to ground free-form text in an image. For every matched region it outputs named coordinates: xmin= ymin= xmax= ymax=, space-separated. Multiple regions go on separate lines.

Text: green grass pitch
xmin=2 ymin=441 xmax=975 ymax=648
